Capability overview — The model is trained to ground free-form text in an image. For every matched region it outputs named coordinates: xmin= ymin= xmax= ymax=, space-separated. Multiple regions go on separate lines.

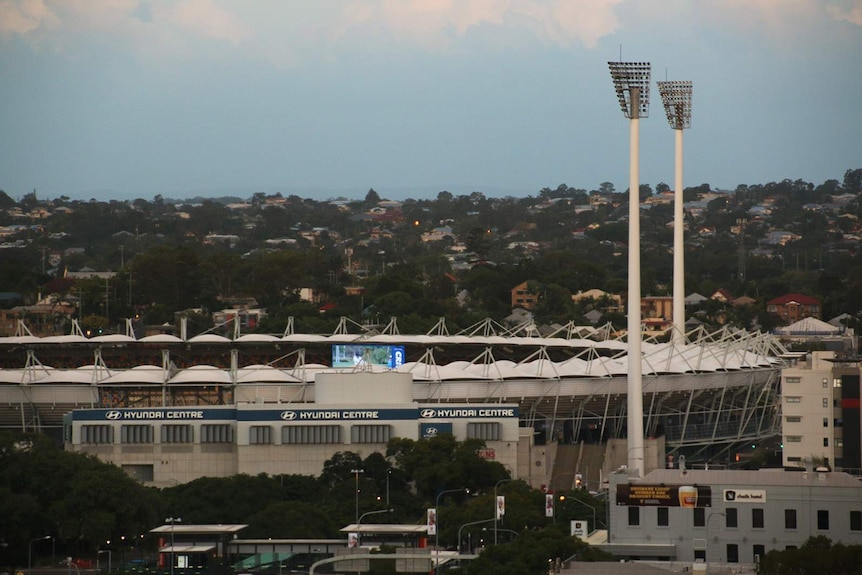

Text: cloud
xmin=0 ymin=0 xmax=58 ymax=37
xmin=168 ymin=0 xmax=248 ymax=45
xmin=827 ymin=0 xmax=862 ymax=26
xmin=330 ymin=0 xmax=623 ymax=50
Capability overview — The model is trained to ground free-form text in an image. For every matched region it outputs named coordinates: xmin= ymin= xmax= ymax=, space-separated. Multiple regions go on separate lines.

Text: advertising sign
xmin=420 ymin=422 xmax=453 ymax=439
xmin=426 ymin=508 xmax=437 ymax=536
xmin=616 ymin=484 xmax=712 ymax=507
xmin=723 ymin=489 xmax=766 ymax=503
xmin=571 ymin=520 xmax=588 ymax=539
xmin=332 ymin=344 xmax=405 ymax=368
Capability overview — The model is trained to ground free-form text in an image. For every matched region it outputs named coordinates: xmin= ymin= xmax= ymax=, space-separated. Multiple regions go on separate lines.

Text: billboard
xmin=332 ymin=344 xmax=406 ymax=369
xmin=616 ymin=484 xmax=712 ymax=507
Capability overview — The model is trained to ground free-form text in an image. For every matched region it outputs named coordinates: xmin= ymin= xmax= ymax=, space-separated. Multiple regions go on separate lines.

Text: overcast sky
xmin=2 ymin=0 xmax=861 ymax=202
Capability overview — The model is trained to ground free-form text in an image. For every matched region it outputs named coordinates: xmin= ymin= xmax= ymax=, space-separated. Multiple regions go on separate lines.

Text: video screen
xmin=331 ymin=344 xmax=406 ymax=369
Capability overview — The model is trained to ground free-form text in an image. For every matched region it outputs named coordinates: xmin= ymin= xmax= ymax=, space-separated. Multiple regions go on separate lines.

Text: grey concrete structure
xmin=64 ymin=372 xmax=521 ymax=486
xmin=604 ymin=466 xmax=862 ymax=566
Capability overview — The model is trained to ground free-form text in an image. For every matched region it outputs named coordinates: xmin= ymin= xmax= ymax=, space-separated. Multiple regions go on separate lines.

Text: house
xmin=511 ymin=281 xmax=541 ymax=310
xmin=767 ymin=293 xmax=821 ymax=323
xmin=710 ymin=288 xmax=733 ymax=303
xmin=684 ymin=292 xmax=708 ymax=306
xmin=641 ymin=295 xmax=673 ymax=333
xmin=572 ymin=289 xmax=623 ymax=314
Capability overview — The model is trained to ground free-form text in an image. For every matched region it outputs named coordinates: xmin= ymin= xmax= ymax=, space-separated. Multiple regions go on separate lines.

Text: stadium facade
xmin=0 ymin=317 xmax=788 ymax=488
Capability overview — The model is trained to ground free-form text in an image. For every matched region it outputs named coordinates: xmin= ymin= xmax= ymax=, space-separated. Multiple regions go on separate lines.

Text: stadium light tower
xmin=608 ymin=61 xmax=651 ymax=477
xmin=658 ymin=80 xmax=693 ymax=345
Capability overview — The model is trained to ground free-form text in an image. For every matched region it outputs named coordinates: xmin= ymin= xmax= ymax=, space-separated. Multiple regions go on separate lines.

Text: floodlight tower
xmin=608 ymin=61 xmax=651 ymax=477
xmin=658 ymin=80 xmax=693 ymax=346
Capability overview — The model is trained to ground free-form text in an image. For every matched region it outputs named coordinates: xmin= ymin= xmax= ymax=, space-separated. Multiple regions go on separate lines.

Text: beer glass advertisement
xmin=615 ymin=484 xmax=711 ymax=507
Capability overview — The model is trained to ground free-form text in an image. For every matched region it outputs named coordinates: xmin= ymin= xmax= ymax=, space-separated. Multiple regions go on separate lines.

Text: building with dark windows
xmin=603 ymin=466 xmax=862 ymax=567
xmin=64 ymin=372 xmax=521 ymax=485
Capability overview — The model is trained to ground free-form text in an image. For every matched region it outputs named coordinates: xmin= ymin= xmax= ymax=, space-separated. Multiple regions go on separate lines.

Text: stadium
xmin=0 ymin=316 xmax=787 ymax=489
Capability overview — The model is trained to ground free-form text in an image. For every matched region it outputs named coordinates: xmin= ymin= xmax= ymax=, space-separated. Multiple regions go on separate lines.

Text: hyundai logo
xmin=281 ymin=411 xmax=297 ymax=421
xmin=420 ymin=409 xmax=436 ymax=418
xmin=106 ymin=411 xmax=122 ymax=420
xmin=425 ymin=427 xmax=438 ymax=436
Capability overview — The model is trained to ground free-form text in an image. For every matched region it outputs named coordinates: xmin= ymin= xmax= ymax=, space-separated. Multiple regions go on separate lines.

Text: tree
xmin=365 ymin=188 xmax=381 ymax=207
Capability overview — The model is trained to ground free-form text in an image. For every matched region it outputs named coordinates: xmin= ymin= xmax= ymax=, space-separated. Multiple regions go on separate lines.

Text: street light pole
xmin=350 ymin=469 xmax=365 ymax=525
xmin=97 ymin=549 xmax=112 ymax=573
xmin=434 ymin=488 xmax=467 ymax=575
xmin=165 ymin=517 xmax=182 ymax=575
xmin=28 ymin=535 xmax=51 ymax=574
xmin=356 ymin=508 xmax=394 ymax=546
xmin=493 ymin=478 xmax=512 ymax=545
xmin=457 ymin=518 xmax=496 ymax=554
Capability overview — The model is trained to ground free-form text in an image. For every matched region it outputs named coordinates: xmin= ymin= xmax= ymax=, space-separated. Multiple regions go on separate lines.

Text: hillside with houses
xmin=0 ymin=169 xmax=860 ymax=350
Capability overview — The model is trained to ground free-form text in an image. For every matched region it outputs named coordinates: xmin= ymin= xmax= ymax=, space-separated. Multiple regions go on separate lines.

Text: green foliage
xmin=457 ymin=527 xmax=612 ymax=575
xmin=758 ymin=536 xmax=862 ymax=575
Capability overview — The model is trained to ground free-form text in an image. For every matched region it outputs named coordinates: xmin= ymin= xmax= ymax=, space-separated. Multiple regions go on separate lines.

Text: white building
xmin=64 ymin=372 xmax=520 ymax=486
xmin=780 ymin=351 xmax=862 ymax=471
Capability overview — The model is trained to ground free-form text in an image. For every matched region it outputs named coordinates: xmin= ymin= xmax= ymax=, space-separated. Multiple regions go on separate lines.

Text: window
xmin=817 ymin=510 xmax=829 ymax=530
xmin=351 ymin=425 xmax=392 ymax=444
xmin=823 ymin=398 xmax=829 ymax=408
xmin=788 ymin=456 xmax=802 ymax=462
xmin=120 ymin=425 xmax=153 ymax=443
xmin=837 ymin=438 xmax=844 ymax=447
xmin=249 ymin=425 xmax=272 ymax=445
xmin=467 ymin=422 xmax=500 ymax=441
xmin=785 ymin=396 xmax=802 ymax=403
xmin=824 ymin=417 xmax=829 ymax=427
xmin=785 ymin=509 xmax=797 ymax=529
xmin=785 ymin=377 xmax=801 ymax=383
xmin=786 ymin=416 xmax=802 ymax=423
xmin=752 ymin=508 xmax=764 ymax=529
xmin=201 ymin=424 xmax=234 ymax=443
xmin=835 ymin=418 xmax=843 ymax=428
xmin=725 ymin=508 xmax=737 ymax=528
xmin=161 ymin=424 xmax=193 ymax=444
xmin=753 ymin=544 xmax=765 ymax=563
xmin=726 ymin=544 xmax=739 ymax=563
xmin=851 ymin=511 xmax=862 ymax=531
xmin=693 ymin=507 xmax=705 ymax=527
xmin=834 ymin=378 xmax=842 ymax=388
xmin=822 ymin=378 xmax=828 ymax=388
xmin=786 ymin=436 xmax=802 ymax=442
xmin=282 ymin=425 xmax=341 ymax=444
xmin=628 ymin=506 xmax=640 ymax=526
xmin=657 ymin=507 xmax=669 ymax=527
xmin=824 ymin=438 xmax=829 ymax=447
xmin=121 ymin=424 xmax=154 ymax=444
xmin=694 ymin=549 xmax=706 ymax=561
xmin=81 ymin=424 xmax=113 ymax=444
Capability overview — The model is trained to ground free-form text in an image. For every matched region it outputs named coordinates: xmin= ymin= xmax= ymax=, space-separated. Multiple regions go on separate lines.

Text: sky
xmin=1 ymin=0 xmax=861 ymax=203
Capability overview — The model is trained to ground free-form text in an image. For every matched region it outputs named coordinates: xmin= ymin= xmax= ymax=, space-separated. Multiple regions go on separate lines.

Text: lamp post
xmin=457 ymin=518 xmax=495 ymax=554
xmin=608 ymin=60 xmax=651 ymax=478
xmin=165 ymin=517 xmax=181 ymax=575
xmin=97 ymin=549 xmax=112 ymax=573
xmin=658 ymin=79 xmax=693 ymax=345
xmin=557 ymin=495 xmax=597 ymax=532
xmin=434 ymin=488 xmax=467 ymax=575
xmin=356 ymin=508 xmax=394 ymax=546
xmin=493 ymin=478 xmax=512 ymax=544
xmin=28 ymin=535 xmax=51 ymax=574
xmin=350 ymin=469 xmax=365 ymax=525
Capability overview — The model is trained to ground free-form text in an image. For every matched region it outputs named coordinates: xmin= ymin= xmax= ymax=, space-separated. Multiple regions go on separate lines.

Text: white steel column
xmin=610 ymin=61 xmax=651 ymax=477
xmin=673 ymin=126 xmax=685 ymax=343
xmin=627 ymin=88 xmax=644 ymax=477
